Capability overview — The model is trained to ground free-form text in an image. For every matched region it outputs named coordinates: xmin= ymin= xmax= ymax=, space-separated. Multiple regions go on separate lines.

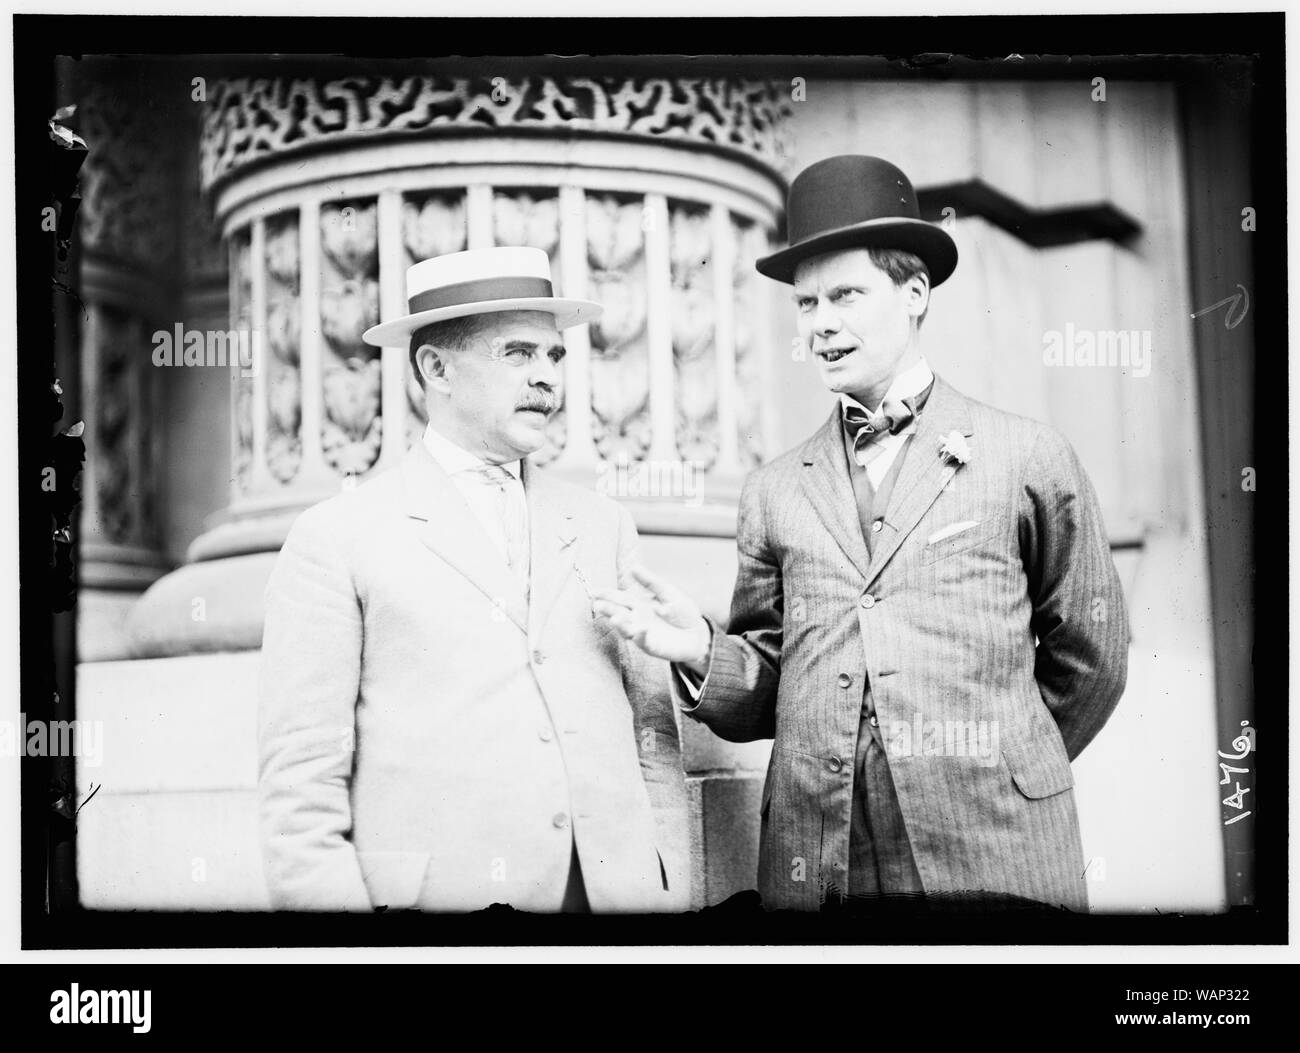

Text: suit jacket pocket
xmin=921 ymin=520 xmax=996 ymax=565
xmin=356 ymin=850 xmax=431 ymax=911
xmin=1002 ymin=727 xmax=1074 ymax=799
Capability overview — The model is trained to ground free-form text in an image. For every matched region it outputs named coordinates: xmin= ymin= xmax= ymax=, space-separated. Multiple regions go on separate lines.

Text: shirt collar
xmin=839 ymin=356 xmax=934 ymax=418
xmin=422 ymin=423 xmax=523 ymax=481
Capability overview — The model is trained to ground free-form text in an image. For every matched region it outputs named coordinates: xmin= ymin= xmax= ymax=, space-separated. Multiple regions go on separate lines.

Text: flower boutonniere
xmin=938 ymin=431 xmax=971 ymax=466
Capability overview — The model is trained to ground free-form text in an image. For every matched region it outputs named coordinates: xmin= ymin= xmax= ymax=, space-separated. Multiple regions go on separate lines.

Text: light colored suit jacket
xmin=258 ymin=442 xmax=689 ymax=913
xmin=680 ymin=375 xmax=1130 ymax=911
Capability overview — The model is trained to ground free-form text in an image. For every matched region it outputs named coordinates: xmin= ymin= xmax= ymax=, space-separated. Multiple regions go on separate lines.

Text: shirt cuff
xmin=670 ymin=619 xmax=715 ymax=711
xmin=674 ymin=664 xmax=705 ymax=701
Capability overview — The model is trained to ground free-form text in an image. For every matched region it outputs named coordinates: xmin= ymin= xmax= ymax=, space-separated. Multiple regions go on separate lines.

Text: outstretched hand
xmin=592 ymin=565 xmax=711 ymax=671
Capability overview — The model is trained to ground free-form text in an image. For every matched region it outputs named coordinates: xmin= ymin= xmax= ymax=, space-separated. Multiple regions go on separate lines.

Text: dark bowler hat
xmin=756 ymin=155 xmax=958 ymax=286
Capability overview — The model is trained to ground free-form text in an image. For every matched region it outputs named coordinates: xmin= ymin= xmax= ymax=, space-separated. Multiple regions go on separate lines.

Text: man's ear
xmin=415 ymin=343 xmax=452 ymax=393
xmin=905 ymin=272 xmax=931 ymax=320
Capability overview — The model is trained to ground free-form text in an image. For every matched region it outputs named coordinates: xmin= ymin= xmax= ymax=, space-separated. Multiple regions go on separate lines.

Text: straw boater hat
xmin=362 ymin=246 xmax=601 ymax=347
xmin=755 ymin=155 xmax=958 ymax=287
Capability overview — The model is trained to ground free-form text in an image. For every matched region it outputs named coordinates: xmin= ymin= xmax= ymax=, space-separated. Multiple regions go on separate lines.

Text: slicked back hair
xmin=865 ymin=247 xmax=931 ymax=327
xmin=408 ymin=314 xmax=489 ymax=388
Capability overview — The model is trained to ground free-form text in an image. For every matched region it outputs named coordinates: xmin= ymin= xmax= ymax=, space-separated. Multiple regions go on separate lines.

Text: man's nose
xmin=528 ymin=353 xmax=561 ymax=389
xmin=810 ymin=298 xmax=841 ymax=337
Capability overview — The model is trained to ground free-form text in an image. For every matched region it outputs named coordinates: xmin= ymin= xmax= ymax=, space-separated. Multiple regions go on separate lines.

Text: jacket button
xmin=552 ymin=813 xmax=569 ymax=829
xmin=868 ymin=714 xmax=879 ymax=728
xmin=871 ymin=519 xmax=883 ymax=533
xmin=837 ymin=673 xmax=853 ymax=688
xmin=827 ymin=756 xmax=843 ymax=773
xmin=533 ymin=649 xmax=546 ymax=664
xmin=538 ymin=727 xmax=554 ymax=742
xmin=861 ymin=594 xmax=876 ymax=609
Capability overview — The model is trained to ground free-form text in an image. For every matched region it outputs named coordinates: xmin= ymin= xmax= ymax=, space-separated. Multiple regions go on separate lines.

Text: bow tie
xmin=843 ymin=395 xmax=920 ymax=466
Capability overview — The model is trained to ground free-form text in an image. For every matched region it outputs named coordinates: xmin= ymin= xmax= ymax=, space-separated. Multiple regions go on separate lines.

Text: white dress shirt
xmin=421 ymin=423 xmax=527 ymax=566
xmin=839 ymin=356 xmax=935 ymax=489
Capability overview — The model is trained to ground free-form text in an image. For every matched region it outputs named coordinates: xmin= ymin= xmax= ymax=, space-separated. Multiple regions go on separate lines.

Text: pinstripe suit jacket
xmin=679 ymin=375 xmax=1129 ymax=911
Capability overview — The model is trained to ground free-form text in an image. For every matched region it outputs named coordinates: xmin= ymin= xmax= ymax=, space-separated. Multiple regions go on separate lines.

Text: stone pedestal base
xmin=76 ymin=651 xmax=270 ymax=910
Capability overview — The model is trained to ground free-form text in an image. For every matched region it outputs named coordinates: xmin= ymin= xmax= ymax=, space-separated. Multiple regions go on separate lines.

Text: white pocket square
xmin=926 ymin=520 xmax=979 ymax=546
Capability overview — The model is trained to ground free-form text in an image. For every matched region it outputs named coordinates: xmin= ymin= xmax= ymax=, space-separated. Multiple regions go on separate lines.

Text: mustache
xmin=516 ymin=396 xmax=557 ymax=413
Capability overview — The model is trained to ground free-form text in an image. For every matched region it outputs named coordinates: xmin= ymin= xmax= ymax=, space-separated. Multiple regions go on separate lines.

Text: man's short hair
xmin=408 ymin=314 xmax=489 ymax=388
xmin=866 ymin=247 xmax=931 ymax=326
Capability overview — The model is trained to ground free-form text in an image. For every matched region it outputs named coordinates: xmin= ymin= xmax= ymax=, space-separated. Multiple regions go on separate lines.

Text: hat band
xmin=408 ymin=276 xmax=554 ymax=315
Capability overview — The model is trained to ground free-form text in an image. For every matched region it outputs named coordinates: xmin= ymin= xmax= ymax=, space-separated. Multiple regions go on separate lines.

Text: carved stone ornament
xmin=207 ymin=75 xmax=788 ymax=499
xmin=265 ymin=214 xmax=303 ymax=483
xmin=74 ymin=91 xmax=178 ymax=273
xmin=200 ymin=76 xmax=791 ymax=189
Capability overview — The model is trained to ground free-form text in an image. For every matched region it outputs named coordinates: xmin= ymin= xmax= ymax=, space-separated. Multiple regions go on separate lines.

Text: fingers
xmin=593 ymin=605 xmax=644 ymax=643
xmin=592 ymin=599 xmax=632 ymax=623
xmin=595 ymin=587 xmax=639 ymax=611
xmin=629 ymin=564 xmax=676 ymax=601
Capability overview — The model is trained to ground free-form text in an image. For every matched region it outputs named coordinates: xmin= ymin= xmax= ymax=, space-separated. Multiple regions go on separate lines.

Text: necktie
xmin=843 ymin=395 xmax=919 ymax=471
xmin=478 ymin=464 xmax=530 ymax=593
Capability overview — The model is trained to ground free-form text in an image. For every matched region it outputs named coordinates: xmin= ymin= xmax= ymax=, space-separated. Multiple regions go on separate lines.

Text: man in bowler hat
xmin=596 ymin=156 xmax=1130 ymax=911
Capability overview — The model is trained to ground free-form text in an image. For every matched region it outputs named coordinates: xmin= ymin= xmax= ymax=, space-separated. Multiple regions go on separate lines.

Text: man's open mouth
xmin=817 ymin=348 xmax=855 ymax=363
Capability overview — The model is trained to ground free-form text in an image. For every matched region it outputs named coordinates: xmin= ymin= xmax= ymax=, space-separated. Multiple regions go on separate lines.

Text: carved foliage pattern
xmin=201 ymin=77 xmax=791 ymax=189
xmin=91 ymin=305 xmax=136 ymax=543
xmin=586 ymin=195 xmax=650 ymax=462
xmin=74 ymin=88 xmax=177 ymax=272
xmin=321 ymin=201 xmax=383 ymax=475
xmin=670 ymin=204 xmax=717 ymax=469
xmin=224 ymin=194 xmax=773 ymax=493
xmin=265 ymin=214 xmax=303 ymax=482
xmin=231 ymin=234 xmax=254 ymax=490
xmin=87 ymin=305 xmax=162 ymax=547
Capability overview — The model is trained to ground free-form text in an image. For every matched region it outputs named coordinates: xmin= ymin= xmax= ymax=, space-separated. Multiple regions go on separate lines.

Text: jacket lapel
xmin=800 ymin=409 xmax=872 ymax=582
xmin=522 ymin=459 xmax=581 ymax=642
xmin=865 ymin=375 xmax=974 ymax=586
xmin=401 ymin=442 xmax=528 ymax=634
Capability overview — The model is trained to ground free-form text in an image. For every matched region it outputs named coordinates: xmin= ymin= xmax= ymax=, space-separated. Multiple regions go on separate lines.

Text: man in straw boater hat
xmin=258 ymin=246 xmax=687 ymax=913
xmin=596 ymin=155 xmax=1130 ymax=912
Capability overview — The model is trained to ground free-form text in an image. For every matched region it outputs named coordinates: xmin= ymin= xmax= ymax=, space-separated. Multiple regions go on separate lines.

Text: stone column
xmin=114 ymin=73 xmax=792 ymax=908
xmin=66 ymin=62 xmax=177 ymax=661
xmin=128 ymin=75 xmax=790 ymax=650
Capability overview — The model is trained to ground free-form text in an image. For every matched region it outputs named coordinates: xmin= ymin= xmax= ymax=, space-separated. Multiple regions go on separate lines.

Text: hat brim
xmin=755 ymin=217 xmax=958 ymax=287
xmin=362 ymin=297 xmax=603 ymax=348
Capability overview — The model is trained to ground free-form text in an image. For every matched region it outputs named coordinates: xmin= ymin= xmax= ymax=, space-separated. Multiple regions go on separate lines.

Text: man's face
xmin=792 ymin=248 xmax=926 ymax=406
xmin=429 ymin=311 xmax=565 ymax=462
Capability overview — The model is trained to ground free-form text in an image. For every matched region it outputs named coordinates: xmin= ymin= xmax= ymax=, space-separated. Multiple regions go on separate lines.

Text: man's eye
xmin=796 ymin=298 xmax=815 ymax=311
xmin=832 ymin=289 xmax=859 ymax=302
xmin=548 ymin=350 xmax=566 ymax=364
xmin=506 ymin=347 xmax=530 ymax=359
